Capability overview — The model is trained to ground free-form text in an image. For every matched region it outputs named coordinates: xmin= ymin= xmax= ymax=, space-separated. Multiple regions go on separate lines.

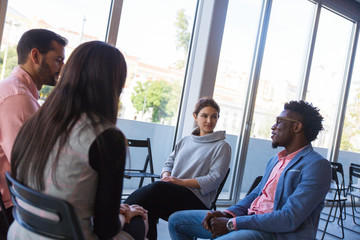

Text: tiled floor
xmin=158 ymin=219 xmax=171 ymax=240
xmin=156 ymin=206 xmax=360 ymax=240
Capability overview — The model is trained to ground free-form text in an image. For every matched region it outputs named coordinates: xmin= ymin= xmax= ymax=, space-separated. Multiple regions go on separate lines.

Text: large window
xmin=1 ymin=0 xmax=359 ymax=205
xmin=0 ymin=0 xmax=112 ymax=98
xmin=338 ymin=27 xmax=360 ymax=180
xmin=114 ymin=0 xmax=197 ymax=193
xmin=306 ymin=7 xmax=354 ymax=150
xmin=252 ymin=0 xmax=315 ymax=140
xmin=213 ymin=0 xmax=263 ymax=200
xmin=241 ymin=0 xmax=316 ymax=199
xmin=213 ymin=0 xmax=360 ymax=204
xmin=116 ymin=0 xmax=197 ymax=126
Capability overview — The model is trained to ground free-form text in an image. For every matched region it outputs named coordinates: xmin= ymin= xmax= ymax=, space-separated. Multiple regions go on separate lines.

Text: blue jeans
xmin=168 ymin=210 xmax=277 ymax=240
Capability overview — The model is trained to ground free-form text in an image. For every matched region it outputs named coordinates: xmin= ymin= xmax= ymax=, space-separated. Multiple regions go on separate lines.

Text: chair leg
xmin=320 ymin=201 xmax=339 ymax=222
xmin=138 ymin=176 xmax=145 ymax=189
xmin=320 ymin=201 xmax=345 ymax=240
xmin=351 ymin=196 xmax=360 ymax=226
xmin=321 ymin=201 xmax=334 ymax=240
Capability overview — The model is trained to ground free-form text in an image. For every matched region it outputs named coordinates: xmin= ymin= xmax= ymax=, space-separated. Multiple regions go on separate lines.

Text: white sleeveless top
xmin=8 ymin=115 xmax=133 ymax=240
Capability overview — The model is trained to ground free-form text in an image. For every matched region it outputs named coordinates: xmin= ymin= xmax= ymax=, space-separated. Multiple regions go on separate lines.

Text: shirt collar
xmin=277 ymin=146 xmax=306 ymax=161
xmin=13 ymin=66 xmax=40 ymax=100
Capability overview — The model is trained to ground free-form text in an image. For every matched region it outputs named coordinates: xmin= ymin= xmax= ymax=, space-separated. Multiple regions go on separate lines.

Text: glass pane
xmin=213 ymin=0 xmax=264 ymax=200
xmin=0 ymin=0 xmax=111 ymax=98
xmin=115 ymin=0 xmax=197 ymax=193
xmin=338 ymin=32 xmax=360 ymax=180
xmin=306 ymin=7 xmax=354 ymax=151
xmin=116 ymin=0 xmax=196 ymax=125
xmin=241 ymin=0 xmax=316 ymax=199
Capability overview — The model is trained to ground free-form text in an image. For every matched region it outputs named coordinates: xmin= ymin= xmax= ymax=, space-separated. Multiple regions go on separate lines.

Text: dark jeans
xmin=123 ymin=215 xmax=146 ymax=240
xmin=0 ymin=206 xmax=14 ymax=240
xmin=124 ymin=181 xmax=208 ymax=240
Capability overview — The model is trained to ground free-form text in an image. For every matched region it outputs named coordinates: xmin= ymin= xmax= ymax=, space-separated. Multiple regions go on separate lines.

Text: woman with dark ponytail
xmin=8 ymin=41 xmax=147 ymax=240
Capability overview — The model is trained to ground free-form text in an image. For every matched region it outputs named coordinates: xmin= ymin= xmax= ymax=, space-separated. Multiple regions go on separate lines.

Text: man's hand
xmin=209 ymin=217 xmax=230 ymax=238
xmin=202 ymin=211 xmax=232 ymax=230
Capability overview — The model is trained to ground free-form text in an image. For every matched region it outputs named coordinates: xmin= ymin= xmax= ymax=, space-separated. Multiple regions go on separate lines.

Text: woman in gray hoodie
xmin=124 ymin=97 xmax=231 ymax=240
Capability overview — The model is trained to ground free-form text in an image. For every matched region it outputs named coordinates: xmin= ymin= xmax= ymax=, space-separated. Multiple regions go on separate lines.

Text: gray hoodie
xmin=162 ymin=127 xmax=231 ymax=208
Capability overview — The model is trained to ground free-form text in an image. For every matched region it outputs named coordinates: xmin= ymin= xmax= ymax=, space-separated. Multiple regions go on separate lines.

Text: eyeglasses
xmin=275 ymin=117 xmax=301 ymax=126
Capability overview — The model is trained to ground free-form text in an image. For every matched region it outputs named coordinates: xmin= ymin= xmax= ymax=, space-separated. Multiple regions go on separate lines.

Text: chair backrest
xmin=127 ymin=138 xmax=153 ymax=171
xmin=5 ymin=172 xmax=85 ymax=240
xmin=330 ymin=162 xmax=346 ymax=194
xmin=246 ymin=176 xmax=263 ymax=196
xmin=330 ymin=166 xmax=340 ymax=188
xmin=350 ymin=162 xmax=360 ymax=169
xmin=349 ymin=166 xmax=360 ymax=188
xmin=210 ymin=168 xmax=230 ymax=210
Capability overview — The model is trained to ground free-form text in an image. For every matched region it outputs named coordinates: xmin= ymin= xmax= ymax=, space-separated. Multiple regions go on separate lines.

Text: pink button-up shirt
xmin=248 ymin=147 xmax=304 ymax=215
xmin=0 ymin=67 xmax=40 ymax=208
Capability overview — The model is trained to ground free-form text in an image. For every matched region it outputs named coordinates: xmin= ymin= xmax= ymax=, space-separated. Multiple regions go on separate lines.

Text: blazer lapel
xmin=273 ymin=144 xmax=313 ymax=209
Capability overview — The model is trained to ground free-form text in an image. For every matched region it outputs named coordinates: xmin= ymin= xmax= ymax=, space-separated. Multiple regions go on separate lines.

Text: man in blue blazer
xmin=168 ymin=100 xmax=331 ymax=240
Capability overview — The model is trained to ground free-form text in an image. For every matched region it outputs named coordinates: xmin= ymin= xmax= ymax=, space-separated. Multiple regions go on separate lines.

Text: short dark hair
xmin=193 ymin=97 xmax=220 ymax=117
xmin=284 ymin=100 xmax=324 ymax=142
xmin=17 ymin=29 xmax=68 ymax=64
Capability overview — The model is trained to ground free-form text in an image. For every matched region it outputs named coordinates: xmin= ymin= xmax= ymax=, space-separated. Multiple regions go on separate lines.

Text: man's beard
xmin=39 ymin=59 xmax=57 ymax=86
xmin=272 ymin=142 xmax=278 ymax=149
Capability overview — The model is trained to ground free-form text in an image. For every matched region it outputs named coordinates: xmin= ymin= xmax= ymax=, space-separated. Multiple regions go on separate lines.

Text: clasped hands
xmin=202 ymin=211 xmax=233 ymax=238
xmin=120 ymin=204 xmax=148 ymax=223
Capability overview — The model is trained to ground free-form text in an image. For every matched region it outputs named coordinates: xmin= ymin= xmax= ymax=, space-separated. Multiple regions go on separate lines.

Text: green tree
xmin=340 ymin=88 xmax=360 ymax=152
xmin=0 ymin=45 xmax=18 ymax=79
xmin=131 ymin=80 xmax=180 ymax=123
xmin=39 ymin=85 xmax=55 ymax=100
xmin=174 ymin=9 xmax=190 ymax=70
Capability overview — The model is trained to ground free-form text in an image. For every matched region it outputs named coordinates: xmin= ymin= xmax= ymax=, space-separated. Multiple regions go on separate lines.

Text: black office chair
xmin=325 ymin=162 xmax=347 ymax=221
xmin=210 ymin=168 xmax=230 ymax=210
xmin=348 ymin=163 xmax=360 ymax=202
xmin=0 ymin=192 xmax=10 ymax=228
xmin=246 ymin=176 xmax=263 ymax=196
xmin=319 ymin=166 xmax=347 ymax=240
xmin=124 ymin=138 xmax=160 ymax=189
xmin=5 ymin=172 xmax=85 ymax=240
xmin=210 ymin=174 xmax=262 ymax=210
xmin=347 ymin=165 xmax=360 ymax=226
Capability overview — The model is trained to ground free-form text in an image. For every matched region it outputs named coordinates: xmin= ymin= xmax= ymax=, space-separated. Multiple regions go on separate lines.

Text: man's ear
xmin=294 ymin=122 xmax=304 ymax=134
xmin=30 ymin=48 xmax=41 ymax=65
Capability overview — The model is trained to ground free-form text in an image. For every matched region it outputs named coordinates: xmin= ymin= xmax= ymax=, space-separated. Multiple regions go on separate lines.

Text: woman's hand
xmin=120 ymin=204 xmax=148 ymax=223
xmin=161 ymin=176 xmax=183 ymax=185
xmin=161 ymin=171 xmax=171 ymax=179
xmin=161 ymin=176 xmax=200 ymax=188
xmin=129 ymin=204 xmax=148 ymax=220
xmin=120 ymin=204 xmax=131 ymax=223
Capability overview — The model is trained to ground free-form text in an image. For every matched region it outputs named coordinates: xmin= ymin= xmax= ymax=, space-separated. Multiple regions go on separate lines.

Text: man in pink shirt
xmin=169 ymin=100 xmax=332 ymax=240
xmin=0 ymin=29 xmax=67 ymax=237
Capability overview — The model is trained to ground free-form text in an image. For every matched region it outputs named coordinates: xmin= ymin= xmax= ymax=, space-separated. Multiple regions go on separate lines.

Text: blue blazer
xmin=227 ymin=144 xmax=331 ymax=240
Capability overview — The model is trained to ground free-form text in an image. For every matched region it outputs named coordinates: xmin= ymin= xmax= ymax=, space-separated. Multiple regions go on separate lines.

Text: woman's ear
xmin=193 ymin=113 xmax=197 ymax=120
